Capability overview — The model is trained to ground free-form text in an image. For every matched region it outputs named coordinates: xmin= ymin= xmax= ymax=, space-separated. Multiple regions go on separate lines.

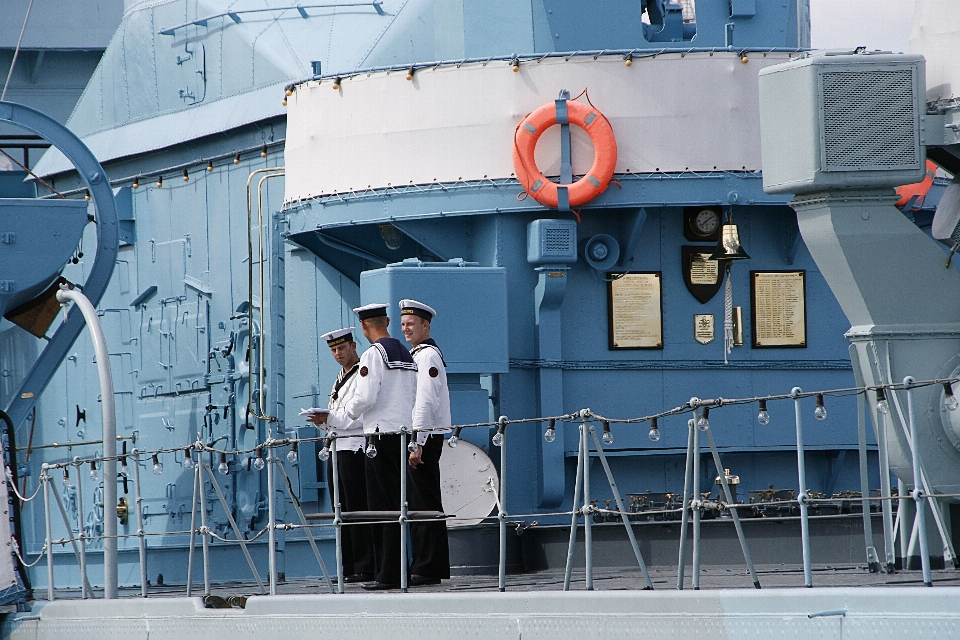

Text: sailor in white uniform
xmin=322 ymin=303 xmax=416 ymax=589
xmin=399 ymin=299 xmax=451 ymax=585
xmin=314 ymin=327 xmax=374 ymax=583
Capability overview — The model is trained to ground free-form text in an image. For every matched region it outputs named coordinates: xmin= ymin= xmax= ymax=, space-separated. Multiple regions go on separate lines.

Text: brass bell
xmin=709 ymin=217 xmax=750 ymax=261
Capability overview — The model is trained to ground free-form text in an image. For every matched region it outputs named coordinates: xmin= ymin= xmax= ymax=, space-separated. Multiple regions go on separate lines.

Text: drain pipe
xmin=56 ymin=285 xmax=117 ymax=599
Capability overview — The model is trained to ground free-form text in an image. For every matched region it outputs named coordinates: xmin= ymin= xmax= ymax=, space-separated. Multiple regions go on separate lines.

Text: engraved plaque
xmin=608 ymin=272 xmax=663 ymax=349
xmin=690 ymin=254 xmax=719 ymax=285
xmin=694 ymin=314 xmax=714 ymax=344
xmin=750 ymin=271 xmax=807 ymax=348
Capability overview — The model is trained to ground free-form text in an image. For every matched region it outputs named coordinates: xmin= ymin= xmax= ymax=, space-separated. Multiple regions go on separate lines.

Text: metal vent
xmin=543 ymin=227 xmax=573 ymax=256
xmin=821 ymin=69 xmax=918 ymax=171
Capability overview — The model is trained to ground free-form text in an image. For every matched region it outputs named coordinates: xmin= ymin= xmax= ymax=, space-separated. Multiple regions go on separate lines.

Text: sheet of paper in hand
xmin=298 ymin=408 xmax=331 ymax=417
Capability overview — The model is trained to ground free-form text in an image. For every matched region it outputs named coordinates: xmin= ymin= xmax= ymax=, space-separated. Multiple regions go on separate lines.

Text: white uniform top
xmin=335 ymin=339 xmax=417 ymax=435
xmin=410 ymin=342 xmax=452 ymax=446
xmin=326 ymin=364 xmax=364 ymax=452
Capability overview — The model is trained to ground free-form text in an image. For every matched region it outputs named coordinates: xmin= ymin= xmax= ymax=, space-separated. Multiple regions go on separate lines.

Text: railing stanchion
xmin=330 ymin=435 xmax=344 ymax=593
xmin=400 ymin=429 xmax=409 ymax=593
xmin=267 ymin=442 xmax=278 ymax=595
xmin=199 ymin=460 xmax=211 ymax=595
xmin=131 ymin=450 xmax=148 ymax=597
xmin=498 ymin=416 xmax=508 ymax=592
xmin=677 ymin=417 xmax=695 ymax=590
xmin=692 ymin=408 xmax=702 ymax=591
xmin=563 ymin=418 xmax=584 ymax=591
xmin=73 ymin=459 xmax=88 ymax=599
xmin=42 ymin=466 xmax=54 ymax=601
xmin=186 ymin=452 xmax=200 ymax=596
xmin=904 ymin=377 xmax=932 ymax=586
xmin=581 ymin=415 xmax=593 ymax=591
xmin=792 ymin=387 xmax=813 ymax=587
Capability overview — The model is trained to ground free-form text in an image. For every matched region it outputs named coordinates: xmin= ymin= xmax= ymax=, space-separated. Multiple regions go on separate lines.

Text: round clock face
xmin=693 ymin=209 xmax=720 ymax=236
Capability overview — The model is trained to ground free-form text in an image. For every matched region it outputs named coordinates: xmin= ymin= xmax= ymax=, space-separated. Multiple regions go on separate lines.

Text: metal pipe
xmin=198 ymin=462 xmax=211 ymax=595
xmin=73 ymin=459 xmax=88 ymax=598
xmin=563 ymin=422 xmax=585 ymax=591
xmin=498 ymin=419 xmax=508 ymax=592
xmin=42 ymin=467 xmax=54 ymax=601
xmin=691 ymin=409 xmax=702 ymax=590
xmin=587 ymin=426 xmax=653 ymax=589
xmin=904 ymin=377 xmax=932 ymax=586
xmin=330 ymin=435 xmax=344 ymax=594
xmin=400 ymin=430 xmax=409 ymax=593
xmin=677 ymin=417 xmax=695 ymax=590
xmin=55 ymin=286 xmax=118 ymax=598
xmin=131 ymin=450 xmax=148 ymax=597
xmin=703 ymin=427 xmax=760 ymax=588
xmin=582 ymin=420 xmax=593 ymax=591
xmin=186 ymin=457 xmax=200 ymax=596
xmin=792 ymin=387 xmax=813 ymax=587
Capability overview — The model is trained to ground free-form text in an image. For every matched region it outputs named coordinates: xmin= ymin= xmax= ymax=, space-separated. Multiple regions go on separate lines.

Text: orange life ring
xmin=895 ymin=159 xmax=937 ymax=210
xmin=513 ymin=100 xmax=617 ymax=209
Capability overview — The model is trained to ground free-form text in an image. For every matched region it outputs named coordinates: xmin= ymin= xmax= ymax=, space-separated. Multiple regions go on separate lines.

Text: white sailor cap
xmin=399 ymin=299 xmax=436 ymax=321
xmin=353 ymin=303 xmax=389 ymax=321
xmin=320 ymin=327 xmax=355 ymax=347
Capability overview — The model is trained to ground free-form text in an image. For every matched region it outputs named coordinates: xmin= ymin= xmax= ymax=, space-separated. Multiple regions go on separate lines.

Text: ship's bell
xmin=709 ymin=220 xmax=750 ymax=261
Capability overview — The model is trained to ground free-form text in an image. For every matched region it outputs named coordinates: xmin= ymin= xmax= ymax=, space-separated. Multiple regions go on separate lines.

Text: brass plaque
xmin=690 ymin=254 xmax=719 ymax=285
xmin=750 ymin=271 xmax=807 ymax=348
xmin=608 ymin=272 xmax=663 ymax=350
xmin=694 ymin=314 xmax=714 ymax=345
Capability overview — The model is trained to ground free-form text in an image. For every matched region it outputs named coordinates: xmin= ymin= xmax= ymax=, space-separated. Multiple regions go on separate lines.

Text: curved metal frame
xmin=0 ymin=101 xmax=119 ymax=598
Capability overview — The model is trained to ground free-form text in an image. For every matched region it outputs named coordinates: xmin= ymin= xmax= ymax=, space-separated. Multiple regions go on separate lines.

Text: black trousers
xmin=364 ymin=433 xmax=403 ymax=584
xmin=326 ymin=447 xmax=375 ymax=577
xmin=407 ymin=434 xmax=450 ymax=579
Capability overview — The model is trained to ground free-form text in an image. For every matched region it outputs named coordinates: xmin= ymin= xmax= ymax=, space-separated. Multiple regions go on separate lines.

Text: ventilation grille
xmin=821 ymin=69 xmax=919 ymax=171
xmin=543 ymin=227 xmax=573 ymax=256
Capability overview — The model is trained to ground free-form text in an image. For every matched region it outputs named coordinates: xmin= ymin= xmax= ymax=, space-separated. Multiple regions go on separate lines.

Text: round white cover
xmin=438 ymin=439 xmax=498 ymax=528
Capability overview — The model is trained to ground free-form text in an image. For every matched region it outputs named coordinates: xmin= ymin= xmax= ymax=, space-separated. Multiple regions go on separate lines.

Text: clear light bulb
xmin=601 ymin=425 xmax=615 ymax=446
xmin=407 ymin=439 xmax=419 ymax=454
xmin=217 ymin=453 xmax=230 ymax=475
xmin=814 ymin=394 xmax=827 ymax=421
xmin=89 ymin=462 xmax=98 ymax=481
xmin=152 ymin=454 xmax=163 ymax=476
xmin=944 ymin=383 xmax=958 ymax=411
xmin=286 ymin=442 xmax=299 ymax=463
xmin=365 ymin=437 xmax=377 ymax=458
xmin=120 ymin=461 xmax=129 ymax=478
xmin=318 ymin=445 xmax=330 ymax=461
xmin=876 ymin=388 xmax=889 ymax=415
xmin=697 ymin=407 xmax=710 ymax=432
xmin=492 ymin=431 xmax=503 ymax=447
xmin=62 ymin=469 xmax=73 ymax=488
xmin=648 ymin=417 xmax=661 ymax=442
xmin=184 ymin=449 xmax=196 ymax=470
xmin=544 ymin=427 xmax=556 ymax=443
xmin=757 ymin=400 xmax=770 ymax=425
xmin=447 ymin=435 xmax=458 ymax=448
xmin=253 ymin=451 xmax=266 ymax=471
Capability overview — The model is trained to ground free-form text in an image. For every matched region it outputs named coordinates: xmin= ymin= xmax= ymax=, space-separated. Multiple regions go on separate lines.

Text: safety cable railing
xmin=11 ymin=375 xmax=960 ymax=598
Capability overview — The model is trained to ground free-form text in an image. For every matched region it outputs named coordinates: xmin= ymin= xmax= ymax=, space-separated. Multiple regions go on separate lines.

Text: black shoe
xmin=408 ymin=574 xmax=441 ymax=587
xmin=344 ymin=573 xmax=373 ymax=584
xmin=361 ymin=581 xmax=400 ymax=591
